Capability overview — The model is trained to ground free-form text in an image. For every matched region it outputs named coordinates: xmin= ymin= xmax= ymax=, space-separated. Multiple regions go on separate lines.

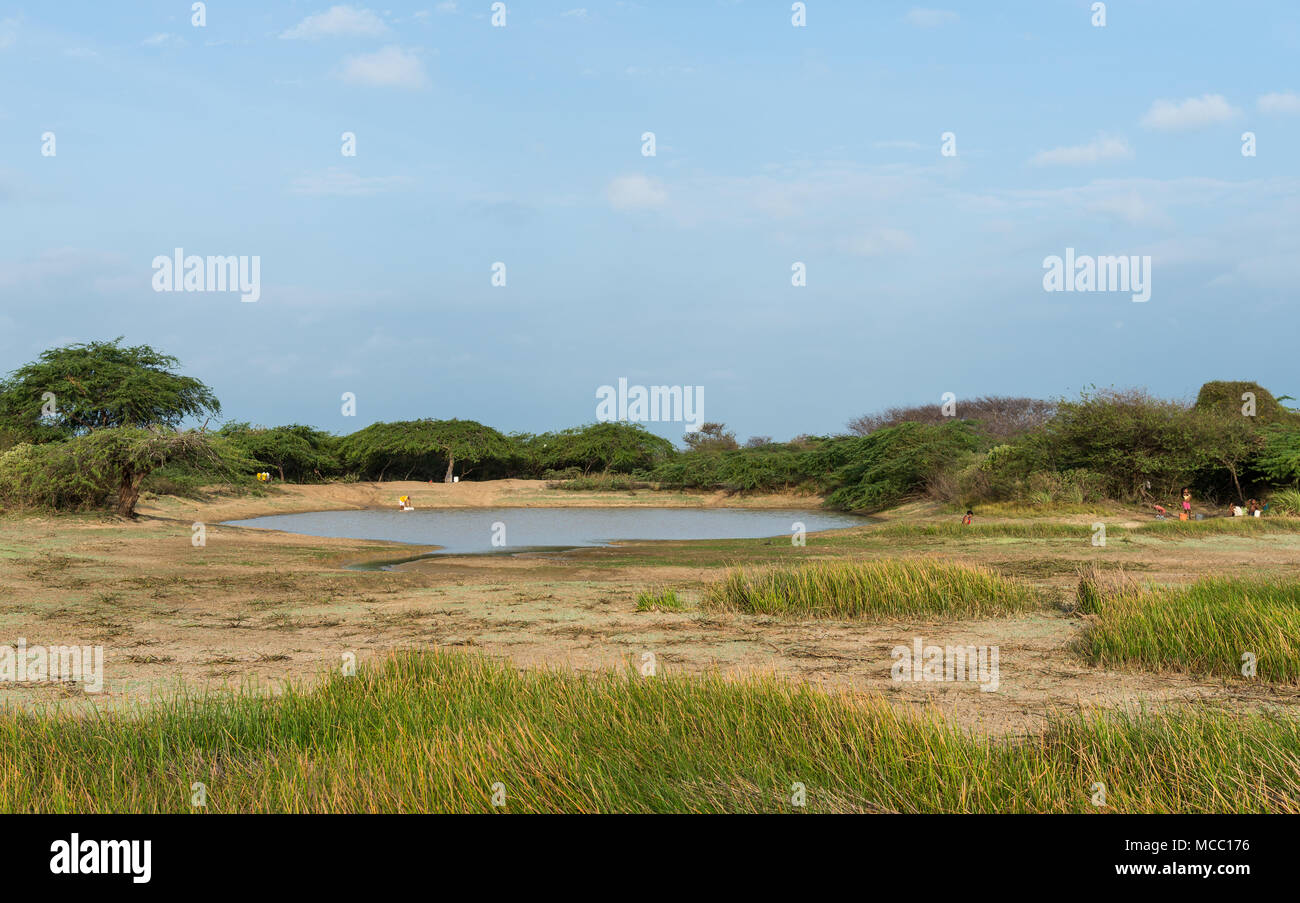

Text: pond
xmin=223 ymin=506 xmax=865 ymax=560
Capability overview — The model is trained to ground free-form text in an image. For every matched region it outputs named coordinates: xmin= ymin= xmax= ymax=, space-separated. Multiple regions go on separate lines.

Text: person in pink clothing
xmin=1181 ymin=488 xmax=1192 ymax=520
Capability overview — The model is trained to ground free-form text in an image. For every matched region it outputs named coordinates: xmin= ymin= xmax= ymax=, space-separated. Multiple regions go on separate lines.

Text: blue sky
xmin=2 ymin=1 xmax=1298 ymax=443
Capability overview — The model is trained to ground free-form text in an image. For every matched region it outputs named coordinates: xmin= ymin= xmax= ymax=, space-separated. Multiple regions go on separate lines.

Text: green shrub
xmin=0 ymin=428 xmax=224 ymax=516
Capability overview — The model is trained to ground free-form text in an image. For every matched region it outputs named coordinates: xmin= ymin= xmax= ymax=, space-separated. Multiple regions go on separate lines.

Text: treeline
xmin=3 ymin=340 xmax=1300 ymax=516
xmin=201 ymin=380 xmax=1300 ymax=515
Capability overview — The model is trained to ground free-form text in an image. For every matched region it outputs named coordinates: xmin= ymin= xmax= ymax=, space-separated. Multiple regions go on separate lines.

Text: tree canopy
xmin=525 ymin=422 xmax=675 ymax=475
xmin=0 ymin=338 xmax=220 ymax=440
xmin=218 ymin=423 xmax=339 ymax=481
xmin=337 ymin=419 xmax=516 ymax=482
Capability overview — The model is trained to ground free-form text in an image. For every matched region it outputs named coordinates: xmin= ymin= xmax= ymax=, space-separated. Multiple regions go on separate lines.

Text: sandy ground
xmin=1 ymin=480 xmax=1297 ymax=733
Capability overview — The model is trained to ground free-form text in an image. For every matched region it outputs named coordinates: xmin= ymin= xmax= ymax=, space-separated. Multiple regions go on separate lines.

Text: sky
xmin=1 ymin=1 xmax=1298 ymax=444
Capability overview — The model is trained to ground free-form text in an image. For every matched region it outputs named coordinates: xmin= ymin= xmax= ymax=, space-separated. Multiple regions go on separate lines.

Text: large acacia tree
xmin=338 ymin=419 xmax=516 ymax=482
xmin=0 ymin=338 xmax=220 ymax=440
xmin=524 ymin=422 xmax=675 ymax=475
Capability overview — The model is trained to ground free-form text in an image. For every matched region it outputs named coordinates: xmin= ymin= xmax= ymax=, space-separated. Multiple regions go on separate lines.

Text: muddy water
xmin=224 ymin=506 xmax=864 ymax=556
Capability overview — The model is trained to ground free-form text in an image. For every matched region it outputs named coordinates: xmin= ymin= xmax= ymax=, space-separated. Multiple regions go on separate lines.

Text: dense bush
xmin=848 ymin=395 xmax=1054 ymax=440
xmin=817 ymin=422 xmax=980 ymax=511
xmin=217 ymin=423 xmax=340 ymax=481
xmin=0 ymin=428 xmax=222 ymax=516
xmin=522 ymin=422 xmax=674 ymax=475
xmin=1258 ymin=424 xmax=1300 ymax=487
xmin=651 ymin=443 xmax=812 ymax=492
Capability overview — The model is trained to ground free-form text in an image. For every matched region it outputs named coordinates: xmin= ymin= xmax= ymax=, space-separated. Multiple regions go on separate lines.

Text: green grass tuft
xmin=635 ymin=587 xmax=687 ymax=612
xmin=702 ymin=559 xmax=1041 ymax=619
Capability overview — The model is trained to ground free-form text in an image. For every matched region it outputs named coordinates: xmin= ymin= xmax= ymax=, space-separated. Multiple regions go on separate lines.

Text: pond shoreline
xmin=222 ymin=505 xmax=867 ymax=559
xmin=137 ymin=478 xmax=832 ymax=524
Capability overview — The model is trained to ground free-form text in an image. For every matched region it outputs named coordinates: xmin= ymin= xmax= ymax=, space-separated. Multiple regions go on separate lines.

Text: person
xmin=1248 ymin=499 xmax=1262 ymax=518
xmin=1181 ymin=488 xmax=1192 ymax=521
xmin=1153 ymin=504 xmax=1167 ymax=519
xmin=1232 ymin=502 xmax=1244 ymax=517
xmin=962 ymin=509 xmax=973 ymax=526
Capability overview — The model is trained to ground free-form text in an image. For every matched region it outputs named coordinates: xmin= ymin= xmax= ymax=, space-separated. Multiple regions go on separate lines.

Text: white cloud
xmin=1030 ymin=135 xmax=1134 ymax=166
xmin=562 ymin=8 xmax=589 ymax=18
xmin=904 ymin=8 xmax=959 ymax=27
xmin=1258 ymin=91 xmax=1300 ymax=114
xmin=282 ymin=5 xmax=389 ymax=40
xmin=290 ymin=168 xmax=411 ymax=197
xmin=340 ymin=45 xmax=429 ymax=89
xmin=1140 ymin=94 xmax=1241 ymax=130
xmin=141 ymin=33 xmax=186 ymax=48
xmin=606 ymin=174 xmax=667 ymax=211
xmin=435 ymin=2 xmax=458 ymax=12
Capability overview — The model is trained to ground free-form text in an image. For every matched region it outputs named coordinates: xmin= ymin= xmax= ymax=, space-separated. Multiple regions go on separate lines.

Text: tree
xmin=0 ymin=427 xmax=221 ymax=517
xmin=848 ymin=396 xmax=1054 ymax=440
xmin=1041 ymin=389 xmax=1205 ymax=501
xmin=338 ymin=419 xmax=515 ymax=482
xmin=683 ymin=422 xmax=738 ymax=452
xmin=1257 ymin=424 xmax=1300 ymax=487
xmin=812 ymin=421 xmax=981 ymax=512
xmin=1196 ymin=409 xmax=1264 ymax=503
xmin=0 ymin=338 xmax=220 ymax=440
xmin=218 ymin=423 xmax=339 ymax=481
xmin=527 ymin=422 xmax=674 ymax=475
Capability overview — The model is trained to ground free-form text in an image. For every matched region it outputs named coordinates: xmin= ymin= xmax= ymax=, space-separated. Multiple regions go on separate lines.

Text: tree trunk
xmin=117 ymin=468 xmax=147 ymax=518
xmin=1230 ymin=465 xmax=1244 ymax=503
xmin=444 ymin=453 xmax=455 ymax=483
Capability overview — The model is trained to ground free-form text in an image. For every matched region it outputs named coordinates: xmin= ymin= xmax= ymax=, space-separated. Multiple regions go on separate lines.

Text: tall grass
xmin=0 ymin=650 xmax=1295 ymax=813
xmin=1138 ymin=516 xmax=1300 ymax=538
xmin=702 ymin=559 xmax=1040 ymax=619
xmin=872 ymin=521 xmax=1118 ymax=540
xmin=1076 ymin=570 xmax=1300 ymax=683
xmin=1266 ymin=488 xmax=1300 ymax=516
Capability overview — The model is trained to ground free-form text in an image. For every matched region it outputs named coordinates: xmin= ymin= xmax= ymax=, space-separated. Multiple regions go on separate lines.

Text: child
xmin=962 ymin=510 xmax=973 ymax=526
xmin=1181 ymin=488 xmax=1192 ymax=520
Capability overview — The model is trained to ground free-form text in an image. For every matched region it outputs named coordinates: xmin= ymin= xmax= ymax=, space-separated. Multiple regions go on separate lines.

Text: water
xmin=223 ymin=506 xmax=864 ymax=558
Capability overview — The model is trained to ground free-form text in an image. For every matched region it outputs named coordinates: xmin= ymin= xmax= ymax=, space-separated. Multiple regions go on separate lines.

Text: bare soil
xmin=2 ymin=480 xmax=1297 ymax=733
